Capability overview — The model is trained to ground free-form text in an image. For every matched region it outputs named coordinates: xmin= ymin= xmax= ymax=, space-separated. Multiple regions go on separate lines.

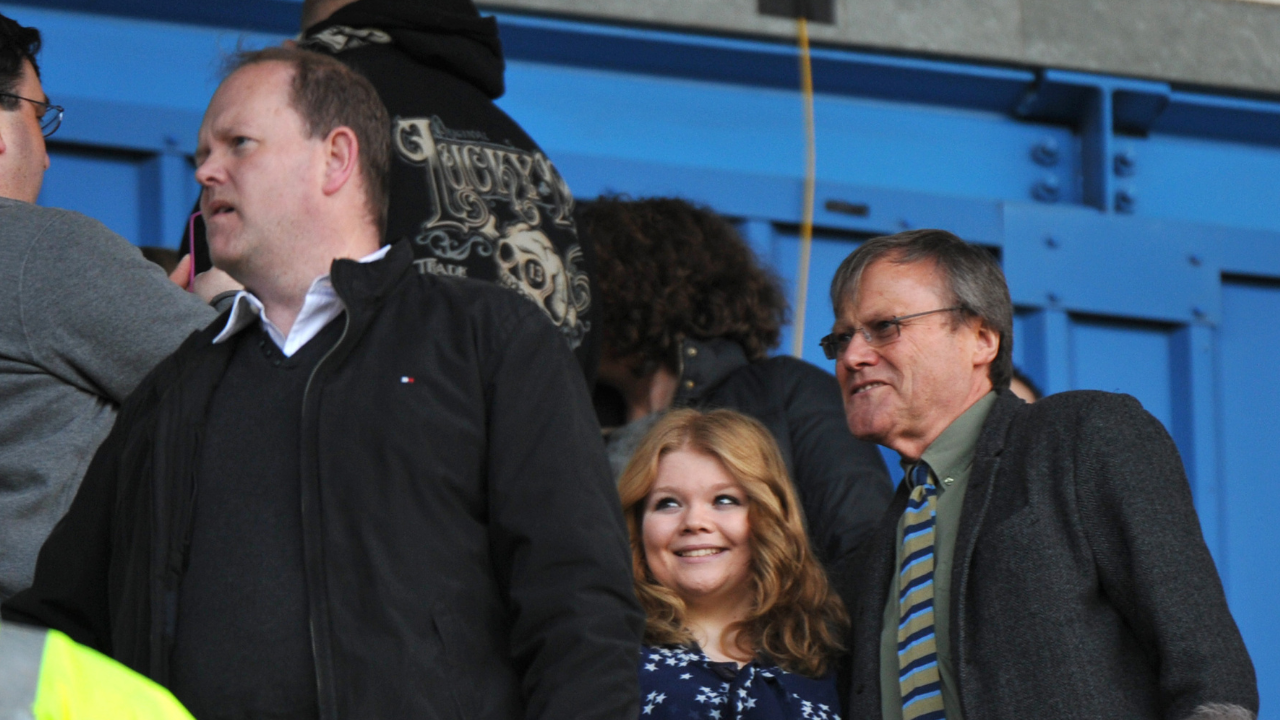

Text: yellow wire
xmin=791 ymin=15 xmax=817 ymax=358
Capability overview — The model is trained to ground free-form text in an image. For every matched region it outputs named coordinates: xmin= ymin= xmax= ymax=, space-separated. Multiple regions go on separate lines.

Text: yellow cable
xmin=791 ymin=15 xmax=817 ymax=358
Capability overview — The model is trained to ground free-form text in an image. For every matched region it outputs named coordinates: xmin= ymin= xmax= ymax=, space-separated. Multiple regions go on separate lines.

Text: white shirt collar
xmin=212 ymin=245 xmax=391 ymax=357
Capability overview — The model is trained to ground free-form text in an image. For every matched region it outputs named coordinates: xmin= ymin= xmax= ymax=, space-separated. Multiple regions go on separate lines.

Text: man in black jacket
xmin=186 ymin=0 xmax=599 ymax=382
xmin=3 ymin=47 xmax=643 ymax=720
xmin=822 ymin=230 xmax=1256 ymax=720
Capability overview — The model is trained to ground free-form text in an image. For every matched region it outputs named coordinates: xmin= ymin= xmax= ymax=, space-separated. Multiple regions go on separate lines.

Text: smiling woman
xmin=618 ymin=408 xmax=848 ymax=720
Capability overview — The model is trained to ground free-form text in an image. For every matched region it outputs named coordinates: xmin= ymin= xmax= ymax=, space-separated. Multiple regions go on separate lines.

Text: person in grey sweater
xmin=0 ymin=12 xmax=218 ymax=600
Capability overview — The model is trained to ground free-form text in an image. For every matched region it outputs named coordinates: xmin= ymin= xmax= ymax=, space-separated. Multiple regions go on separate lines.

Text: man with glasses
xmin=0 ymin=12 xmax=215 ymax=601
xmin=823 ymin=229 xmax=1257 ymax=720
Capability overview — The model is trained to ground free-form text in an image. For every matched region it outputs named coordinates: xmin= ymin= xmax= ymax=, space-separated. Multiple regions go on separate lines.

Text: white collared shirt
xmin=211 ymin=245 xmax=391 ymax=357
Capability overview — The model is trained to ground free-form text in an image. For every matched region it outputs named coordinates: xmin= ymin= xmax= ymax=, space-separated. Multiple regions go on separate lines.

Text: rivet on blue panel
xmin=1031 ymin=138 xmax=1060 ymax=167
xmin=1113 ymin=150 xmax=1136 ymax=177
xmin=1032 ymin=176 xmax=1060 ymax=203
xmin=1115 ymin=189 xmax=1136 ymax=213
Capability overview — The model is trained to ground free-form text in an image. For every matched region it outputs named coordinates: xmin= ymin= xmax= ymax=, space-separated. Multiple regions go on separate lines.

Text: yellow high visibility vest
xmin=0 ymin=621 xmax=194 ymax=720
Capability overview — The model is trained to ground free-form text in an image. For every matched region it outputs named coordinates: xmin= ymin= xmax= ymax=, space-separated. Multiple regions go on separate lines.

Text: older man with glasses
xmin=824 ymin=229 xmax=1257 ymax=720
xmin=0 ymin=11 xmax=217 ymax=601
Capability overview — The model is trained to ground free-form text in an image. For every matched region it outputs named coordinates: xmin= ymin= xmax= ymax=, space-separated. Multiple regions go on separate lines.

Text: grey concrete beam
xmin=481 ymin=0 xmax=1280 ymax=95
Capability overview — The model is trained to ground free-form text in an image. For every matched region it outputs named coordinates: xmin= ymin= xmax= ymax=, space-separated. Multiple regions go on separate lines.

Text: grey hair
xmin=828 ymin=228 xmax=1014 ymax=390
xmin=1185 ymin=703 xmax=1256 ymax=720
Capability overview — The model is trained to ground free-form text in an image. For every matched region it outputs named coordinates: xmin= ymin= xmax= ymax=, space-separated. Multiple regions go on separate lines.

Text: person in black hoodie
xmin=184 ymin=0 xmax=599 ymax=381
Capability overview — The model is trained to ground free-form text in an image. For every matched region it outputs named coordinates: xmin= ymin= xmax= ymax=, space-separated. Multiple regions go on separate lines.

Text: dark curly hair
xmin=578 ymin=196 xmax=788 ymax=371
xmin=0 ymin=12 xmax=41 ymax=107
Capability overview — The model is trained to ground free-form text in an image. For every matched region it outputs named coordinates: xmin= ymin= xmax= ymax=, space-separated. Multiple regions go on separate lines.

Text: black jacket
xmin=3 ymin=242 xmax=644 ymax=720
xmin=834 ymin=390 xmax=1257 ymax=720
xmin=675 ymin=337 xmax=892 ymax=564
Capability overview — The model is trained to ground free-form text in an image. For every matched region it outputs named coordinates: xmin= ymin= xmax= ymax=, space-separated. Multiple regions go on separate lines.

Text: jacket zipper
xmin=299 ymin=310 xmax=351 ymax=720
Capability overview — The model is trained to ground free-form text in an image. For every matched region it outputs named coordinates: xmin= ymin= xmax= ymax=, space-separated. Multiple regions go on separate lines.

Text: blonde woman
xmin=619 ymin=408 xmax=847 ymax=720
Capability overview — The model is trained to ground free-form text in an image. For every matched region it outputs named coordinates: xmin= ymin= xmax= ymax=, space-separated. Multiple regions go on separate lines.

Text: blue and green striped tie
xmin=898 ymin=462 xmax=946 ymax=720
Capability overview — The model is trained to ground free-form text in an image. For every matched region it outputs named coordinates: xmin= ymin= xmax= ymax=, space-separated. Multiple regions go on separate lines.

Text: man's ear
xmin=972 ymin=321 xmax=1000 ymax=367
xmin=320 ymin=126 xmax=359 ymax=197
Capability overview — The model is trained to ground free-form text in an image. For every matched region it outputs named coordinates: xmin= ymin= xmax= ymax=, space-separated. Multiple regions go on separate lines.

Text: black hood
xmin=304 ymin=0 xmax=505 ymax=98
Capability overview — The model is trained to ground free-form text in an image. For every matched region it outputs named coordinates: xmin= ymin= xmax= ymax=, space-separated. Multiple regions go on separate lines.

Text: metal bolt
xmin=686 ymin=346 xmax=698 ymax=357
xmin=1031 ymin=138 xmax=1060 ymax=167
xmin=1044 ymin=236 xmax=1059 ymax=249
xmin=1115 ymin=190 xmax=1136 ymax=213
xmin=1113 ymin=150 xmax=1136 ymax=177
xmin=1188 ymin=254 xmax=1202 ymax=267
xmin=1032 ymin=176 xmax=1060 ymax=203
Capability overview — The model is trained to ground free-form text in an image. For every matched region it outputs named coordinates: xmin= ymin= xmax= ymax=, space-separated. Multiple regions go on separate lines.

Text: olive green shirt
xmin=879 ymin=391 xmax=997 ymax=720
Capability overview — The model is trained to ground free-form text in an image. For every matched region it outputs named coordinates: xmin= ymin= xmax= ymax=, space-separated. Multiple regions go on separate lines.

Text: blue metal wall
xmin=5 ymin=2 xmax=1279 ymax=709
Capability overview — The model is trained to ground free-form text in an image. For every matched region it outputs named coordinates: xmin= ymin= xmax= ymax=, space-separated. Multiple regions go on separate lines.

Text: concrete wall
xmin=481 ymin=0 xmax=1280 ymax=96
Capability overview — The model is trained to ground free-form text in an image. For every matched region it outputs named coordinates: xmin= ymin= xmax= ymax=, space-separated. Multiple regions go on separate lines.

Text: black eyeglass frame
xmin=819 ymin=306 xmax=966 ymax=360
xmin=0 ymin=92 xmax=64 ymax=137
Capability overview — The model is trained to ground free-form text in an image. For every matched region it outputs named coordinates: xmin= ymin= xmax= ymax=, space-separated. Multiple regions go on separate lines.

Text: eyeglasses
xmin=819 ymin=306 xmax=965 ymax=360
xmin=0 ymin=92 xmax=64 ymax=137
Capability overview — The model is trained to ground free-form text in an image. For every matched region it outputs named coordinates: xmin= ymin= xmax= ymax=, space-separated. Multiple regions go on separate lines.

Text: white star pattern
xmin=639 ymin=645 xmax=838 ymax=719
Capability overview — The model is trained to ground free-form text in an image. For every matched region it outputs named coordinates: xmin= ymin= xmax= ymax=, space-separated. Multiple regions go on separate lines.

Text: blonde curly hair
xmin=618 ymin=408 xmax=848 ymax=677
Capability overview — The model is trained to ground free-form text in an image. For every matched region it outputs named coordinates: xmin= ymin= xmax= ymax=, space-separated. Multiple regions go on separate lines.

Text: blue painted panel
xmin=1011 ymin=308 xmax=1035 ymax=383
xmin=1003 ymin=203 xmax=1222 ymax=325
xmin=0 ymin=4 xmax=283 ymax=154
xmin=769 ymin=229 xmax=864 ymax=367
xmin=499 ymin=61 xmax=1081 ymax=207
xmin=3 ymin=0 xmax=300 ymax=34
xmin=1118 ymin=132 xmax=1280 ymax=234
xmin=38 ymin=145 xmax=146 ymax=245
xmin=1068 ymin=315 xmax=1174 ymax=430
xmin=1218 ymin=279 xmax=1280 ymax=713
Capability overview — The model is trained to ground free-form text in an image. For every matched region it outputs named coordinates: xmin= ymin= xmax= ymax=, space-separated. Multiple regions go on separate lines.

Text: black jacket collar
xmin=672 ymin=337 xmax=750 ymax=406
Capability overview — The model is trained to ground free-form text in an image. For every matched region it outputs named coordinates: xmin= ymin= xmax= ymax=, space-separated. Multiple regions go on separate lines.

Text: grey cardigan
xmin=834 ymin=389 xmax=1257 ymax=720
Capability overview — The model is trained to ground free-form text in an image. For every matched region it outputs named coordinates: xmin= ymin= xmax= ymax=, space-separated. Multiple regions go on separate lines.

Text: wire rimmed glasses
xmin=819 ymin=306 xmax=965 ymax=360
xmin=0 ymin=92 xmax=63 ymax=137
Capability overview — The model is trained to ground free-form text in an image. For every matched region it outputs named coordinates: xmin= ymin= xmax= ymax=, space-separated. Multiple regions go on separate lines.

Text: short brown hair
xmin=578 ymin=196 xmax=788 ymax=371
xmin=618 ymin=408 xmax=847 ymax=677
xmin=829 ymin=229 xmax=1014 ymax=390
xmin=229 ymin=47 xmax=390 ymax=236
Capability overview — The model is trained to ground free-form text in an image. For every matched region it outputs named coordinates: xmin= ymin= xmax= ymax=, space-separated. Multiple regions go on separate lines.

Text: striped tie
xmin=898 ymin=462 xmax=946 ymax=720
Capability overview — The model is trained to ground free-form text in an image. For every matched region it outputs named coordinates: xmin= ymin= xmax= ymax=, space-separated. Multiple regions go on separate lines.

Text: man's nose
xmin=194 ymin=153 xmax=221 ymax=187
xmin=840 ymin=330 xmax=879 ymax=368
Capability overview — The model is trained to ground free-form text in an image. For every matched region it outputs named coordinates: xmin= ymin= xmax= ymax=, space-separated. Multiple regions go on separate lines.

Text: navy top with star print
xmin=638 ymin=644 xmax=841 ymax=720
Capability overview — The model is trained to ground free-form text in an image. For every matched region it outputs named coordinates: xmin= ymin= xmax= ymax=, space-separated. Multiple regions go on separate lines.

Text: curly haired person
xmin=619 ymin=408 xmax=847 ymax=719
xmin=580 ymin=196 xmax=892 ymax=564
